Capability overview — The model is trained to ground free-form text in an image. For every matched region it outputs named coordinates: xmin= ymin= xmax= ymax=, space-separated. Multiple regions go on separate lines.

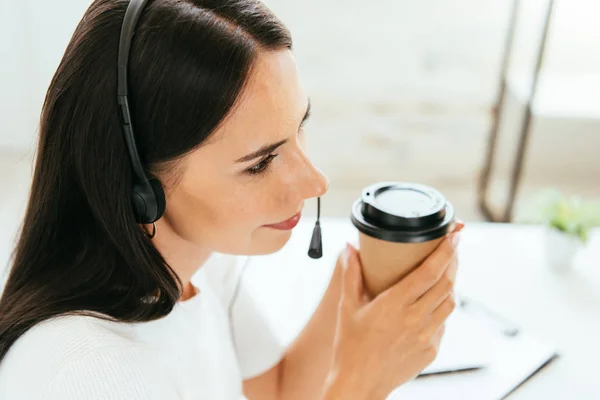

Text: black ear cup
xmin=149 ymin=177 xmax=166 ymax=221
xmin=132 ymin=178 xmax=165 ymax=224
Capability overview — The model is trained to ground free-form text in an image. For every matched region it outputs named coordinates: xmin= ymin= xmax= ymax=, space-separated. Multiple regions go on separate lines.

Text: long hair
xmin=0 ymin=0 xmax=292 ymax=362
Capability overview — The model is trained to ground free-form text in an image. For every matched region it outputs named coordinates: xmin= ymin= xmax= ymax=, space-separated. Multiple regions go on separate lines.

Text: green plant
xmin=519 ymin=189 xmax=600 ymax=244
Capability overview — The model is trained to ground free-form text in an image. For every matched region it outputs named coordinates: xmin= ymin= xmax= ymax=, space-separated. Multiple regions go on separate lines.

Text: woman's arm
xmin=243 ymin=260 xmax=343 ymax=400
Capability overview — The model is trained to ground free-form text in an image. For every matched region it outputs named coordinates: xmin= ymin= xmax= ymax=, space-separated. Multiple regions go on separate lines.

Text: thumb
xmin=339 ymin=243 xmax=368 ymax=312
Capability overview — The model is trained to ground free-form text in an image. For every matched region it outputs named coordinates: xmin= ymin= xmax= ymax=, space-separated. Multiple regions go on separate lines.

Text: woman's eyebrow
xmin=235 ymin=139 xmax=288 ymax=163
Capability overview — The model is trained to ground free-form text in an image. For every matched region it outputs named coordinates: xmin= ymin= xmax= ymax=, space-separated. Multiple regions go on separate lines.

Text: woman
xmin=0 ymin=0 xmax=461 ymax=399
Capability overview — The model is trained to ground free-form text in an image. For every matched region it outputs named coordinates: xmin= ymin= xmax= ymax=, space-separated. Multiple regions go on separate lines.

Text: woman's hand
xmin=324 ymin=224 xmax=463 ymax=400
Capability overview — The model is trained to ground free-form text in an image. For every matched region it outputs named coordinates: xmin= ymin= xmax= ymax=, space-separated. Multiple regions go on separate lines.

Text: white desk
xmin=243 ymin=218 xmax=600 ymax=399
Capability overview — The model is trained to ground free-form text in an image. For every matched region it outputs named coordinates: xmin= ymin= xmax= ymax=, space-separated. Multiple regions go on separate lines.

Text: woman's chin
xmin=250 ymin=227 xmax=293 ymax=255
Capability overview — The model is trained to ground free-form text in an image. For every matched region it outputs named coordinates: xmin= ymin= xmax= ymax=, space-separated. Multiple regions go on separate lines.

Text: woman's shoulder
xmin=0 ymin=314 xmax=172 ymax=399
xmin=6 ymin=313 xmax=141 ymax=359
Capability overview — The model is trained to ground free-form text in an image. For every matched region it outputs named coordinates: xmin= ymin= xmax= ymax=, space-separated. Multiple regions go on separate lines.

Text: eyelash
xmin=245 ymin=154 xmax=278 ymax=176
xmin=244 ymin=122 xmax=308 ymax=176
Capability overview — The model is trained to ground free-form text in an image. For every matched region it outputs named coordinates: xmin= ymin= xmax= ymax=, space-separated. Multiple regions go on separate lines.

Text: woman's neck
xmin=145 ymin=218 xmax=212 ymax=302
xmin=180 ymin=282 xmax=200 ymax=301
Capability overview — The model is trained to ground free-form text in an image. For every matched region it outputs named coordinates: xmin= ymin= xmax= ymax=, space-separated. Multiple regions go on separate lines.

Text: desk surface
xmin=244 ymin=218 xmax=600 ymax=400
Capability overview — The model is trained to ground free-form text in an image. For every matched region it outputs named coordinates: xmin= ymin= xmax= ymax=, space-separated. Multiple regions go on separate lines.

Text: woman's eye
xmin=245 ymin=154 xmax=278 ymax=176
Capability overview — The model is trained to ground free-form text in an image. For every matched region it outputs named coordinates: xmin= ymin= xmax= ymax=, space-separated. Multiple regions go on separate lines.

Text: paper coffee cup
xmin=350 ymin=182 xmax=456 ymax=297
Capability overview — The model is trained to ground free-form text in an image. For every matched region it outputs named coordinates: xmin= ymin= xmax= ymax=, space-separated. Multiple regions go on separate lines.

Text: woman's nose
xmin=285 ymin=143 xmax=329 ymax=202
xmin=298 ymin=157 xmax=329 ymax=200
xmin=310 ymin=165 xmax=329 ymax=199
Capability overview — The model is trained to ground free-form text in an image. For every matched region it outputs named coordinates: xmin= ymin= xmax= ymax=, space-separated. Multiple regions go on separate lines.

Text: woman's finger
xmin=412 ymin=263 xmax=455 ymax=314
xmin=392 ymin=234 xmax=459 ymax=305
xmin=339 ymin=243 xmax=368 ymax=314
xmin=429 ymin=293 xmax=456 ymax=328
xmin=454 ymin=220 xmax=465 ymax=232
xmin=429 ymin=323 xmax=446 ymax=352
xmin=418 ymin=322 xmax=446 ymax=363
xmin=445 ymin=256 xmax=458 ymax=284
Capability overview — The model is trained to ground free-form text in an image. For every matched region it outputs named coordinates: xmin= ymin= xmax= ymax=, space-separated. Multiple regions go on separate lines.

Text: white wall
xmin=0 ymin=0 xmax=93 ymax=151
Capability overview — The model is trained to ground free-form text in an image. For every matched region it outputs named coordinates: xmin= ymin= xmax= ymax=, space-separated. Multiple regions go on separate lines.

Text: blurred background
xmin=1 ymin=0 xmax=599 ymax=268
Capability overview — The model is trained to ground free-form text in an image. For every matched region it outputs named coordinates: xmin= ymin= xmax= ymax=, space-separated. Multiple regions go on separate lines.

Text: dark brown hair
xmin=0 ymin=0 xmax=291 ymax=362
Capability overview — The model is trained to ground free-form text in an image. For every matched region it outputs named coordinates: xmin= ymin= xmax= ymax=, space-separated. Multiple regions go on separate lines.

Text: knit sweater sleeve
xmin=44 ymin=345 xmax=181 ymax=400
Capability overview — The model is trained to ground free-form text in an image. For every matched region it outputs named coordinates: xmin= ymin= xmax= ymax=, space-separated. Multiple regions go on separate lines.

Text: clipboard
xmin=391 ymin=297 xmax=559 ymax=400
xmin=419 ymin=300 xmax=494 ymax=376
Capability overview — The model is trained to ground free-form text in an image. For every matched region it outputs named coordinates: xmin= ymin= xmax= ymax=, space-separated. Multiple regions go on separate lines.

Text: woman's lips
xmin=263 ymin=213 xmax=302 ymax=230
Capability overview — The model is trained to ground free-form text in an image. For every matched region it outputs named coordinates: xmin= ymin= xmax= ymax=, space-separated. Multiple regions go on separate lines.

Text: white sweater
xmin=0 ymin=255 xmax=285 ymax=399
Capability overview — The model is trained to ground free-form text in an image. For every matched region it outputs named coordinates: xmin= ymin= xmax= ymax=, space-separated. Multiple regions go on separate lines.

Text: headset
xmin=117 ymin=0 xmax=165 ymax=224
xmin=117 ymin=0 xmax=322 ymax=258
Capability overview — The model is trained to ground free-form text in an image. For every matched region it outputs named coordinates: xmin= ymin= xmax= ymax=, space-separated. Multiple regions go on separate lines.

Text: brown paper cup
xmin=351 ymin=182 xmax=456 ymax=297
xmin=359 ymin=232 xmax=444 ymax=297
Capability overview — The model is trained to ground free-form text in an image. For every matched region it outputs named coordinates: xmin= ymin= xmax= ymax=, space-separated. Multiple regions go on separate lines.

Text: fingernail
xmin=451 ymin=233 xmax=461 ymax=247
xmin=348 ymin=242 xmax=358 ymax=256
xmin=344 ymin=243 xmax=353 ymax=264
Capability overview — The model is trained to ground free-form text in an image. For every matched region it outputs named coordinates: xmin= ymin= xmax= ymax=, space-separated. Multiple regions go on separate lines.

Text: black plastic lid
xmin=351 ymin=182 xmax=455 ymax=243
